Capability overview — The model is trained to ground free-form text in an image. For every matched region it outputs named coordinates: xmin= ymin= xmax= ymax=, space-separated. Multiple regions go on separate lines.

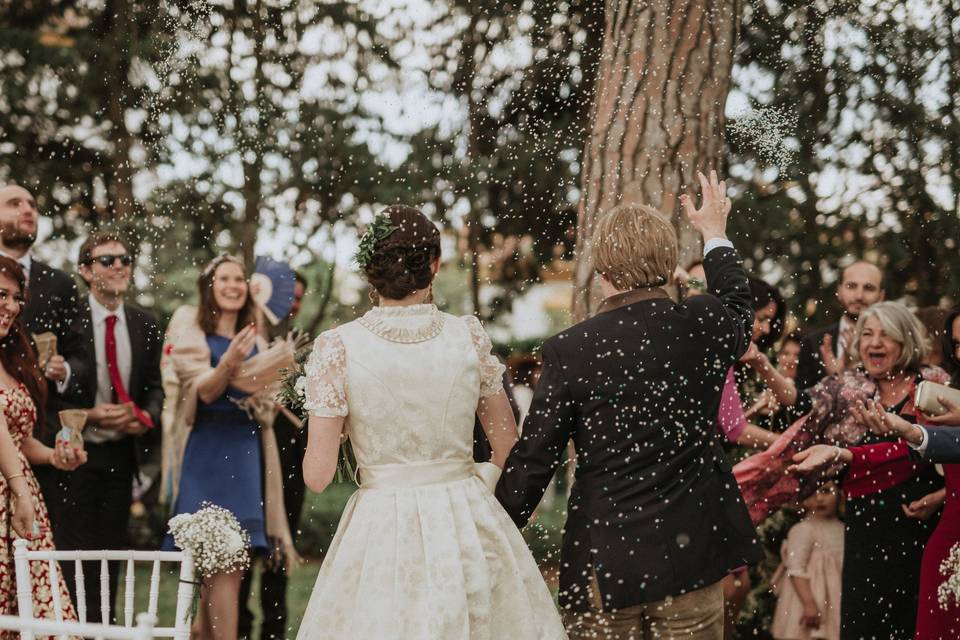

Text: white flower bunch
xmin=168 ymin=503 xmax=251 ymax=578
xmin=938 ymin=542 xmax=960 ymax=609
xmin=294 ymin=375 xmax=307 ymax=399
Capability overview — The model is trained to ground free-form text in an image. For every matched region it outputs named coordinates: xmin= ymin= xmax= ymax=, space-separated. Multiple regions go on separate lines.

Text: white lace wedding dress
xmin=296 ymin=304 xmax=566 ymax=639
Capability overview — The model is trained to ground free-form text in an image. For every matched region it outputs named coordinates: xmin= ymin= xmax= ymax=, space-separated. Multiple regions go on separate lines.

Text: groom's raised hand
xmin=680 ymin=170 xmax=731 ymax=243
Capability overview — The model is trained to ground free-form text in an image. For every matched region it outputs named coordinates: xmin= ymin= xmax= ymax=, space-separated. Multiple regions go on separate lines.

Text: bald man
xmin=795 ymin=261 xmax=885 ymax=391
xmin=0 ymin=184 xmax=88 ymax=529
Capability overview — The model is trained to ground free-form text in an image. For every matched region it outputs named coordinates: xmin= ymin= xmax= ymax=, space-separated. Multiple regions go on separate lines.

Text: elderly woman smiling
xmin=735 ymin=301 xmax=949 ymax=640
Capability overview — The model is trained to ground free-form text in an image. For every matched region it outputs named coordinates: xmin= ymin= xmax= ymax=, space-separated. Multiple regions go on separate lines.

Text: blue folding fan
xmin=252 ymin=256 xmax=297 ymax=325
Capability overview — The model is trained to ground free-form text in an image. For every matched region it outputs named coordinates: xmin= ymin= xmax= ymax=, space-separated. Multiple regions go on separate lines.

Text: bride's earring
xmin=368 ymin=288 xmax=380 ymax=306
xmin=425 ymin=285 xmax=434 ymax=304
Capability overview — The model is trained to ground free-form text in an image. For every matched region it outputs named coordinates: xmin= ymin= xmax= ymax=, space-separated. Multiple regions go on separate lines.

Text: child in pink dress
xmin=771 ymin=484 xmax=844 ymax=640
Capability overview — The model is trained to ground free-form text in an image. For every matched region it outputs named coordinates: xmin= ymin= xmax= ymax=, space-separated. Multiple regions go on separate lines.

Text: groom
xmin=496 ymin=172 xmax=762 ymax=638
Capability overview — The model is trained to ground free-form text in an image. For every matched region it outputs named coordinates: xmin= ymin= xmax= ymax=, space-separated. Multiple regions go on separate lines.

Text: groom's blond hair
xmin=592 ymin=204 xmax=678 ymax=290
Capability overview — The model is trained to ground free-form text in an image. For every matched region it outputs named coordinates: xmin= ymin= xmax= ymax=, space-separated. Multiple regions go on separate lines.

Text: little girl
xmin=771 ymin=483 xmax=845 ymax=640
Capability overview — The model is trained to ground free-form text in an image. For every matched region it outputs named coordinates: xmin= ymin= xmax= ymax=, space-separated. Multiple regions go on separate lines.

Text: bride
xmin=296 ymin=205 xmax=566 ymax=639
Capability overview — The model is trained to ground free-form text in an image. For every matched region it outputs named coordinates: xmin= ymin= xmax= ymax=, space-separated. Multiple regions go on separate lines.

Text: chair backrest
xmin=0 ymin=612 xmax=157 ymax=640
xmin=12 ymin=539 xmax=195 ymax=640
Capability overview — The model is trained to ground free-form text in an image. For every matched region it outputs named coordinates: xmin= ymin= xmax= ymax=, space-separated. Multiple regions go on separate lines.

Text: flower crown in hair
xmin=201 ymin=253 xmax=245 ymax=278
xmin=355 ymin=214 xmax=399 ymax=269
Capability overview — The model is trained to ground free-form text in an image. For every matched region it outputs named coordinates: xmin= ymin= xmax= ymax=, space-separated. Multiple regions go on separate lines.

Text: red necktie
xmin=105 ymin=314 xmax=155 ymax=429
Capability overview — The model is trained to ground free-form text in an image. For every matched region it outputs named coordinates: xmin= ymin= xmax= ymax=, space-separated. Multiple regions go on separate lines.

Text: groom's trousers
xmin=563 ymin=571 xmax=724 ymax=640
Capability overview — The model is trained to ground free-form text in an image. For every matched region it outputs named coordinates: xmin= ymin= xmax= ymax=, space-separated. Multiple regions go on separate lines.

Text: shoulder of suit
xmin=125 ymin=303 xmax=162 ymax=330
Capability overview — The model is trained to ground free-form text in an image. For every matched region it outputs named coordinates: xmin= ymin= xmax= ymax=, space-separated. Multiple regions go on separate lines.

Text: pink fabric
xmin=718 ymin=367 xmax=747 ymax=442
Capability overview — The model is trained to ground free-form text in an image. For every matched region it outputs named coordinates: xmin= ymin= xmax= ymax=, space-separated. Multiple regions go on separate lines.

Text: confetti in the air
xmin=728 ymin=106 xmax=798 ymax=173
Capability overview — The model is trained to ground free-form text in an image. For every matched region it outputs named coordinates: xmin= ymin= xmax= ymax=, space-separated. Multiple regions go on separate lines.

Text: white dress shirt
xmin=704 ymin=237 xmax=735 ymax=256
xmin=837 ymin=314 xmax=854 ymax=363
xmin=85 ymin=294 xmax=132 ymax=444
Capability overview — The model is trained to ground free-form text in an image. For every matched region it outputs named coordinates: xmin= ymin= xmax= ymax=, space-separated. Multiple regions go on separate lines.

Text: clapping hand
xmin=680 ymin=170 xmax=731 ymax=242
xmin=819 ymin=331 xmax=853 ymax=376
xmin=223 ymin=324 xmax=257 ymax=369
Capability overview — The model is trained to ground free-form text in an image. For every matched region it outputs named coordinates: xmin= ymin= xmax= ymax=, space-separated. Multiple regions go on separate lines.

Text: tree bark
xmin=106 ymin=0 xmax=136 ymax=220
xmin=572 ymin=0 xmax=742 ymax=320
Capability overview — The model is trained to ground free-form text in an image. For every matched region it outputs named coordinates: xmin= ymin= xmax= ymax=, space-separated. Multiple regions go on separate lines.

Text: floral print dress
xmin=0 ymin=383 xmax=77 ymax=636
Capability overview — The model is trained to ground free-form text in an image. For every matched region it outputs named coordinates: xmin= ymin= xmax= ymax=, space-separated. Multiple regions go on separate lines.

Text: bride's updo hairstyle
xmin=361 ymin=205 xmax=441 ymax=300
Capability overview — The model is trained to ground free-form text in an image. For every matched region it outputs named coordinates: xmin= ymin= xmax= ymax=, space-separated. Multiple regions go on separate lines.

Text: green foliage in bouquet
xmin=278 ymin=346 xmax=358 ymax=484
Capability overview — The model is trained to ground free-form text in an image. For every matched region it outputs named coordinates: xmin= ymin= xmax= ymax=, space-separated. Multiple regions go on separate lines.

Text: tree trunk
xmin=106 ymin=0 xmax=136 ymax=220
xmin=236 ymin=0 xmax=265 ymax=267
xmin=572 ymin=0 xmax=742 ymax=320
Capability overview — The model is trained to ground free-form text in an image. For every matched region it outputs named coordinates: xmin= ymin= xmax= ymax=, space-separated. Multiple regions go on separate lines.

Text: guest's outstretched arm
xmin=495 ymin=340 xmax=576 ymax=529
xmin=743 ymin=346 xmax=798 ymax=406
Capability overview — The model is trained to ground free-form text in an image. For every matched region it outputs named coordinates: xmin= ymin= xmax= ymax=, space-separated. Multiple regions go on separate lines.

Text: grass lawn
xmin=124 ymin=481 xmax=565 ymax=638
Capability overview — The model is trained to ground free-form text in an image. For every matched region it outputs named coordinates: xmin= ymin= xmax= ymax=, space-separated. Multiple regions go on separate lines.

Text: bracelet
xmin=4 ymin=473 xmax=25 ymax=482
xmin=831 ymin=446 xmax=843 ymax=464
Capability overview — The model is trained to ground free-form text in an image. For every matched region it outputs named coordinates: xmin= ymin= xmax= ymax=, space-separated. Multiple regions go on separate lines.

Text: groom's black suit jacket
xmin=496 ymin=246 xmax=763 ymax=611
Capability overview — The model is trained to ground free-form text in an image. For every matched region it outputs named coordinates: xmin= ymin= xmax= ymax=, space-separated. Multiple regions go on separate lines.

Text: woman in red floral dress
xmin=0 ymin=255 xmax=87 ymax=635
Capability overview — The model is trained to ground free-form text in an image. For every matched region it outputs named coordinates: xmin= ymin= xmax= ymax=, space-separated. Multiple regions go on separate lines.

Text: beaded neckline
xmin=358 ymin=304 xmax=445 ymax=343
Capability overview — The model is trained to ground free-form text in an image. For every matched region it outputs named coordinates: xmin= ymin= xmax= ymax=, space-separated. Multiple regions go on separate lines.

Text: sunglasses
xmin=85 ymin=254 xmax=133 ymax=268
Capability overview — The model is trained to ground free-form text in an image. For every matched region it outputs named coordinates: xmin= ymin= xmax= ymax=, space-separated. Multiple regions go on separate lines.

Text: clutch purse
xmin=914 ymin=381 xmax=960 ymax=416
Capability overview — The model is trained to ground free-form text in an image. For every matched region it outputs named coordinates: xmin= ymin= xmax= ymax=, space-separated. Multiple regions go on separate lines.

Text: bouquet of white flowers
xmin=168 ymin=503 xmax=251 ymax=579
xmin=938 ymin=542 xmax=960 ymax=609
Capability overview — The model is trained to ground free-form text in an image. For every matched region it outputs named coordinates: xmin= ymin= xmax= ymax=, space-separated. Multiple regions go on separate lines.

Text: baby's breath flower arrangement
xmin=728 ymin=106 xmax=798 ymax=173
xmin=168 ymin=503 xmax=251 ymax=579
xmin=938 ymin=542 xmax=960 ymax=609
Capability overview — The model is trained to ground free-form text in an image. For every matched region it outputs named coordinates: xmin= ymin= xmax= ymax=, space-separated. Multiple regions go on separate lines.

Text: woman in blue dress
xmin=163 ymin=254 xmax=295 ymax=640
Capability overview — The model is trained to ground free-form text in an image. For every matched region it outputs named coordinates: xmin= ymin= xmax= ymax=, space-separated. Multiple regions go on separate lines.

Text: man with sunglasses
xmin=0 ymin=183 xmax=89 ymax=518
xmin=56 ymin=231 xmax=164 ymax=622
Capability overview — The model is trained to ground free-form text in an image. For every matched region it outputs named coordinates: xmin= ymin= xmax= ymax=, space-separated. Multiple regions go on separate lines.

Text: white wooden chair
xmin=12 ymin=539 xmax=195 ymax=639
xmin=0 ymin=613 xmax=157 ymax=639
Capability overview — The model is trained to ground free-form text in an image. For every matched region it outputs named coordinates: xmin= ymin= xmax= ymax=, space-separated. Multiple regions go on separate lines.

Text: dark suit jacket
xmin=919 ymin=426 xmax=960 ymax=463
xmin=495 ymin=246 xmax=763 ymax=611
xmin=63 ymin=298 xmax=165 ymax=463
xmin=795 ymin=323 xmax=840 ymax=393
xmin=22 ymin=259 xmax=88 ymax=442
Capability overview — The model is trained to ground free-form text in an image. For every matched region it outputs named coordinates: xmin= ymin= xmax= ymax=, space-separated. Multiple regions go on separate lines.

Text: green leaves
xmin=354 ymin=214 xmax=399 ymax=269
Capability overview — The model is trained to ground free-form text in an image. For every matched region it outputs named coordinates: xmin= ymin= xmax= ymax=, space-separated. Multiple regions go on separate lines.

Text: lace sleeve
xmin=462 ymin=315 xmax=505 ymax=398
xmin=303 ymin=330 xmax=348 ymax=418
